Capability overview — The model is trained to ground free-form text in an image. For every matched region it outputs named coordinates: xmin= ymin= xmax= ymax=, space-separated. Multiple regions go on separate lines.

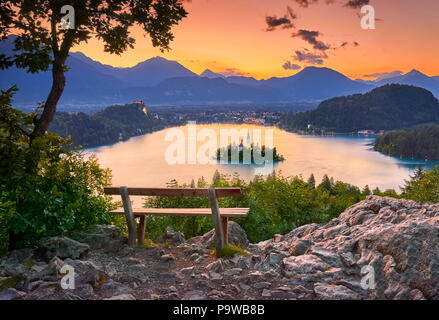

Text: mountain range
xmin=1 ymin=35 xmax=439 ymax=107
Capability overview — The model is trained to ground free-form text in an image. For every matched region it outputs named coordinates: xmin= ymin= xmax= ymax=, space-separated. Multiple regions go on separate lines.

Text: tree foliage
xmin=401 ymin=167 xmax=439 ymax=202
xmin=0 ymin=0 xmax=188 ymax=137
xmin=281 ymin=85 xmax=439 ymax=133
xmin=0 ymin=88 xmax=118 ymax=252
xmin=374 ymin=124 xmax=439 ymax=161
xmin=50 ymin=104 xmax=166 ymax=147
xmin=143 ymin=171 xmax=365 ymax=243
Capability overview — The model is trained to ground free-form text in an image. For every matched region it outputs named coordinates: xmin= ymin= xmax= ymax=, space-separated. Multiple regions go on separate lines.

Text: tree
xmin=318 ymin=174 xmax=334 ymax=194
xmin=0 ymin=0 xmax=188 ymax=141
xmin=362 ymin=185 xmax=371 ymax=196
xmin=307 ymin=173 xmax=316 ymax=188
xmin=0 ymin=88 xmax=117 ymax=251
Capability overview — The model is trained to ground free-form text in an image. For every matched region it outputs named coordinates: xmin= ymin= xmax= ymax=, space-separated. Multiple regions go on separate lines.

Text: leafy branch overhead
xmin=0 ymin=0 xmax=188 ymax=137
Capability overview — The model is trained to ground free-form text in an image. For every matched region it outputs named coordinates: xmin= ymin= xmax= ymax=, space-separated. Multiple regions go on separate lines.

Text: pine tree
xmin=318 ymin=174 xmax=334 ymax=193
xmin=307 ymin=174 xmax=316 ymax=188
xmin=362 ymin=185 xmax=372 ymax=196
xmin=211 ymin=170 xmax=221 ymax=185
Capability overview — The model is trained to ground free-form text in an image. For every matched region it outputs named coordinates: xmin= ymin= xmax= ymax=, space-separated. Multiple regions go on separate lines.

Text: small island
xmin=216 ymin=140 xmax=285 ymax=164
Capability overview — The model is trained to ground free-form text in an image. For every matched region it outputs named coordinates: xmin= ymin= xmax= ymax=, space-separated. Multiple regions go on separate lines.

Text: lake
xmin=87 ymin=123 xmax=438 ymax=192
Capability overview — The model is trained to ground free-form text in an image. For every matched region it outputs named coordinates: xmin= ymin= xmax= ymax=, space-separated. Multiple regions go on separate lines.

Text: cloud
xmin=344 ymin=0 xmax=370 ymax=9
xmin=293 ymin=0 xmax=369 ymax=9
xmin=340 ymin=41 xmax=360 ymax=48
xmin=283 ymin=61 xmax=302 ymax=70
xmin=292 ymin=29 xmax=331 ymax=51
xmin=363 ymin=71 xmax=403 ymax=81
xmin=292 ymin=0 xmax=319 ymax=8
xmin=292 ymin=49 xmax=328 ymax=65
xmin=265 ymin=6 xmax=297 ymax=31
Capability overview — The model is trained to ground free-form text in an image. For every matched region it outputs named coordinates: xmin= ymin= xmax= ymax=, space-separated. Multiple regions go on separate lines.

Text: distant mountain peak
xmin=200 ymin=69 xmax=225 ymax=79
xmin=405 ymin=69 xmax=427 ymax=77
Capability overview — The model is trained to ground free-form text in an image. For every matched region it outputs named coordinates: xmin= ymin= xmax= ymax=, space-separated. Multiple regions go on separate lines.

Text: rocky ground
xmin=0 ymin=196 xmax=438 ymax=300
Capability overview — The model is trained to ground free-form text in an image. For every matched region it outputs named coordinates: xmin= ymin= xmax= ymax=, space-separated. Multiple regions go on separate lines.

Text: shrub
xmin=0 ymin=88 xmax=118 ymax=252
xmin=143 ymin=171 xmax=366 ymax=243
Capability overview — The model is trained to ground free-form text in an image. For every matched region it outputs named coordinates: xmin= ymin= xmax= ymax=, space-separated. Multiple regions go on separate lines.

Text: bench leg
xmin=120 ymin=186 xmax=137 ymax=247
xmin=137 ymin=216 xmax=146 ymax=246
xmin=221 ymin=216 xmax=228 ymax=245
xmin=208 ymin=188 xmax=225 ymax=252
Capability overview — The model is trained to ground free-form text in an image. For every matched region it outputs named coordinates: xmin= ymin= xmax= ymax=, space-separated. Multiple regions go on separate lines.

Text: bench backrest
xmin=103 ymin=187 xmax=242 ymax=198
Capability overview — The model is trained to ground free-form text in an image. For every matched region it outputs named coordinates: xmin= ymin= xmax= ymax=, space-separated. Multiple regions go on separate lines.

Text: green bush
xmin=401 ymin=167 xmax=439 ymax=202
xmin=0 ymin=88 xmax=118 ymax=253
xmin=143 ymin=171 xmax=366 ymax=243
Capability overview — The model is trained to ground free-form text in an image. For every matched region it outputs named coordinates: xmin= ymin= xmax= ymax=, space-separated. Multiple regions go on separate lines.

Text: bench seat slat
xmin=109 ymin=207 xmax=250 ymax=217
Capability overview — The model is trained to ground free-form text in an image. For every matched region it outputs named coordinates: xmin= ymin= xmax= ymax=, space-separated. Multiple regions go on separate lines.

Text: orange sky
xmin=73 ymin=0 xmax=439 ymax=80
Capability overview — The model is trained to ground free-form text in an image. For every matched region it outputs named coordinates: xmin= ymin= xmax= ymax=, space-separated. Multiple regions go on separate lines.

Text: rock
xmin=67 ymin=284 xmax=95 ymax=299
xmin=261 ymin=289 xmax=271 ymax=297
xmin=283 ymin=255 xmax=329 ymax=276
xmin=245 ymin=271 xmax=264 ymax=283
xmin=314 ymin=284 xmax=360 ymax=300
xmin=72 ymin=225 xmax=124 ymax=251
xmin=291 ymin=285 xmax=313 ymax=296
xmin=273 ymin=196 xmax=439 ymax=299
xmin=169 ymin=286 xmax=178 ymax=292
xmin=235 ymin=256 xmax=251 ymax=269
xmin=209 ymin=272 xmax=223 ymax=280
xmin=252 ymin=282 xmax=271 ymax=289
xmin=194 ymin=256 xmax=205 ymax=265
xmin=0 ymin=288 xmax=26 ymax=300
xmin=122 ymin=257 xmax=143 ymax=265
xmin=267 ymin=252 xmax=287 ymax=266
xmin=105 ymin=294 xmax=136 ymax=300
xmin=40 ymin=237 xmax=90 ymax=260
xmin=1 ymin=262 xmax=28 ymax=277
xmin=180 ymin=266 xmax=196 ymax=275
xmin=157 ymin=227 xmax=186 ymax=246
xmin=63 ymin=258 xmax=106 ymax=286
xmin=27 ymin=257 xmax=65 ymax=281
xmin=99 ymin=280 xmax=133 ymax=298
xmin=263 ymin=270 xmax=280 ymax=279
xmin=127 ymin=264 xmax=147 ymax=274
xmin=223 ymin=268 xmax=242 ymax=276
xmin=251 ymin=255 xmax=262 ymax=264
xmin=182 ymin=290 xmax=208 ymax=300
xmin=289 ymin=240 xmax=313 ymax=256
xmin=309 ymin=246 xmax=342 ymax=267
xmin=340 ymin=252 xmax=357 ymax=267
xmin=239 ymin=283 xmax=251 ymax=290
xmin=194 ymin=221 xmax=249 ymax=249
xmin=270 ymin=290 xmax=295 ymax=299
xmin=206 ymin=260 xmax=225 ymax=273
xmin=160 ymin=254 xmax=176 ymax=263
xmin=189 ymin=253 xmax=200 ymax=261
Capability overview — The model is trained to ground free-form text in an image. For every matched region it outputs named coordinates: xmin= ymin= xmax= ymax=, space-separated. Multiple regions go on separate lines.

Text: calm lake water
xmin=87 ymin=123 xmax=438 ymax=192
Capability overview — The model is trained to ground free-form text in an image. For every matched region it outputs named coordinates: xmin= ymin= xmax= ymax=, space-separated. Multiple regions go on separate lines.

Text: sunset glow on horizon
xmin=72 ymin=0 xmax=439 ymax=80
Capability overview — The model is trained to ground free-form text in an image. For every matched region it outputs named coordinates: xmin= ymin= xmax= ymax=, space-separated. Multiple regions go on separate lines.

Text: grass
xmin=214 ymin=244 xmax=249 ymax=258
xmin=138 ymin=238 xmax=155 ymax=248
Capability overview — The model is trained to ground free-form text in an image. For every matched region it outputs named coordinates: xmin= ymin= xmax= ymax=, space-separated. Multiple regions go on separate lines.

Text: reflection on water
xmin=86 ymin=123 xmax=438 ymax=192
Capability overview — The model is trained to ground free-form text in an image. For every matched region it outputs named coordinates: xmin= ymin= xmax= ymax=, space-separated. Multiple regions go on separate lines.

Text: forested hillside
xmin=50 ymin=104 xmax=166 ymax=148
xmin=281 ymin=84 xmax=439 ymax=133
xmin=374 ymin=124 xmax=439 ymax=161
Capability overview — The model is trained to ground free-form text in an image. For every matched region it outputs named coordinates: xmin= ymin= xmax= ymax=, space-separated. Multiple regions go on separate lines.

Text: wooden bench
xmin=103 ymin=186 xmax=249 ymax=251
